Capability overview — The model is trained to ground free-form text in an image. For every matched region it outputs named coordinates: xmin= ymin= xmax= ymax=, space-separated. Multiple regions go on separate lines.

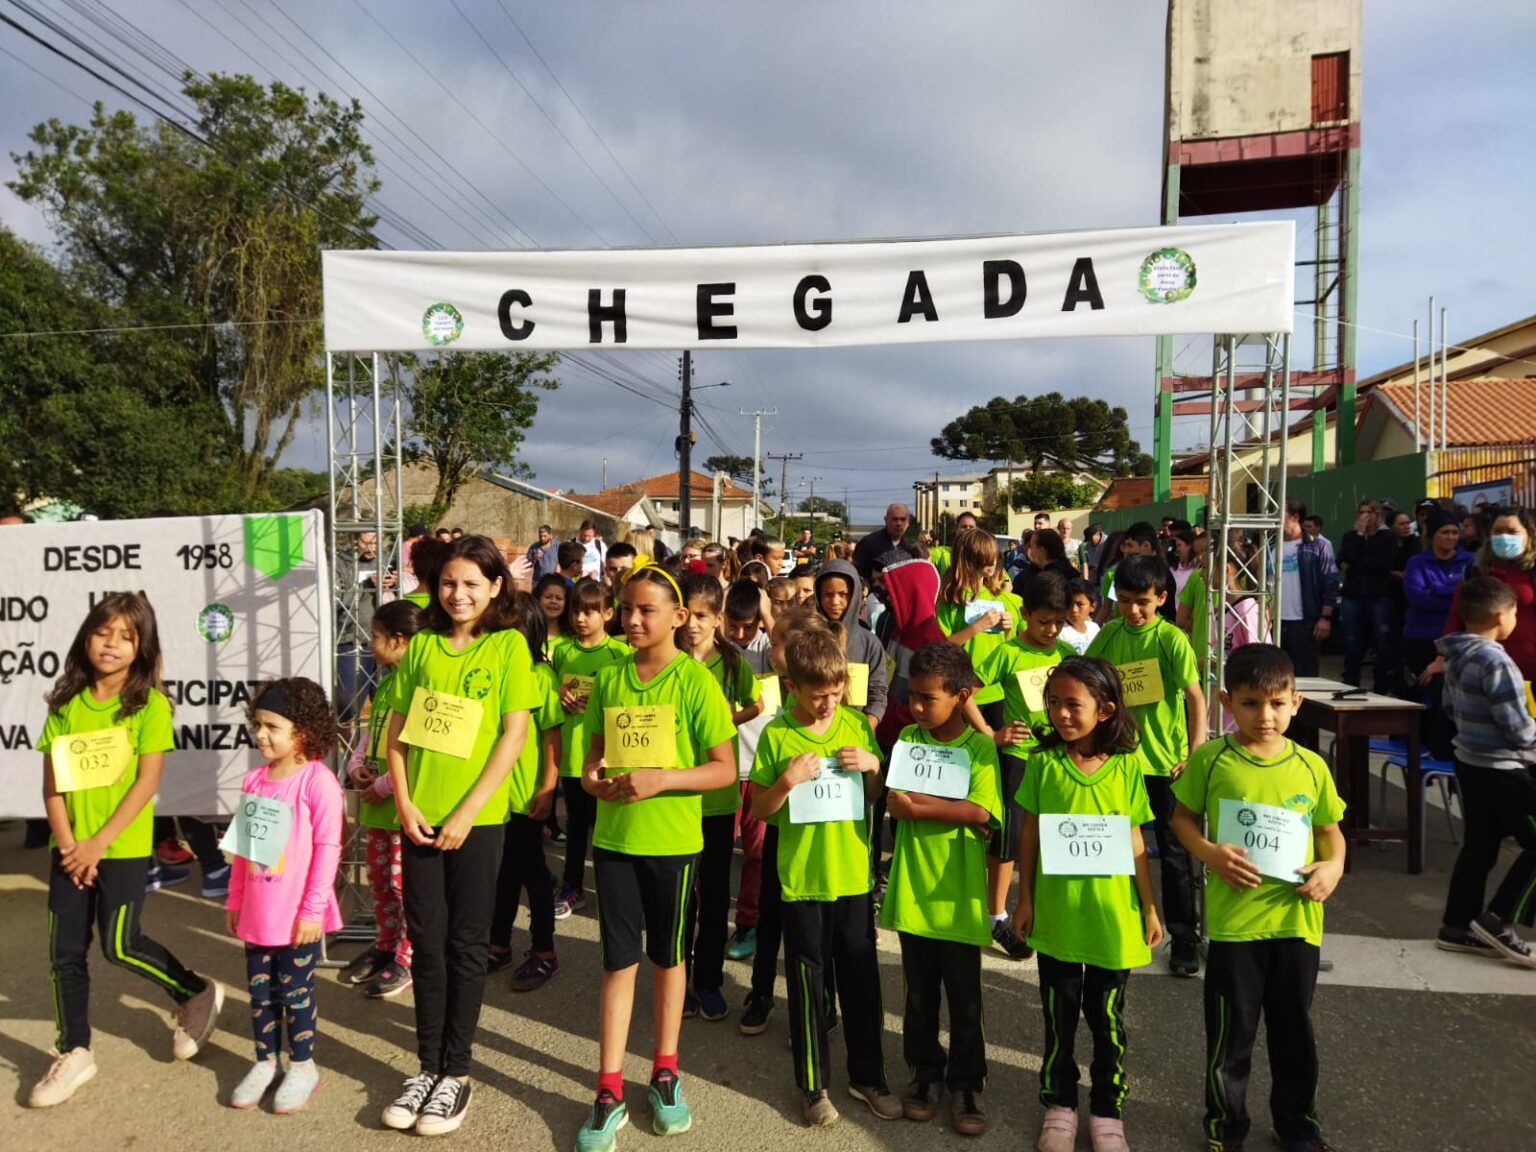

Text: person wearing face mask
xmin=1337 ymin=499 xmax=1400 ymax=694
xmin=1441 ymin=508 xmax=1536 ymax=682
xmin=1403 ymin=509 xmax=1476 ymax=758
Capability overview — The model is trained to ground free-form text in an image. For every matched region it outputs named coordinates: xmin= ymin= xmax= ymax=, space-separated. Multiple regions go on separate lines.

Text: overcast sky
xmin=3 ymin=1 xmax=1533 ymax=522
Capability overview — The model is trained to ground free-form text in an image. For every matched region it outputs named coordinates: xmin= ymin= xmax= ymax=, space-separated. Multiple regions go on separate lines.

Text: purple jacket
xmin=1402 ymin=547 xmax=1474 ymax=640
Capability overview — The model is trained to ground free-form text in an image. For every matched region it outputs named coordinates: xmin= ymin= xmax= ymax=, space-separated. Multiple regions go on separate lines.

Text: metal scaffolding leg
xmin=324 ymin=351 xmax=406 ymax=960
xmin=1207 ymin=333 xmax=1291 ymax=733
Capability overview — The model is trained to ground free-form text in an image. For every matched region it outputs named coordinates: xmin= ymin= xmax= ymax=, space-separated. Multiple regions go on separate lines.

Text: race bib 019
xmin=51 ymin=728 xmax=133 ymax=793
xmin=886 ymin=740 xmax=971 ymax=801
xmin=399 ymin=687 xmax=484 ymax=760
xmin=604 ymin=704 xmax=678 ymax=770
xmin=1037 ymin=813 xmax=1135 ymax=876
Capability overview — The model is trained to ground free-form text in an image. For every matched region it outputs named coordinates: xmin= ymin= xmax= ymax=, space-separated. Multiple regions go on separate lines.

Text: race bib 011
xmin=604 ymin=704 xmax=678 ymax=770
xmin=399 ymin=687 xmax=484 ymax=760
xmin=886 ymin=740 xmax=971 ymax=801
xmin=51 ymin=728 xmax=133 ymax=793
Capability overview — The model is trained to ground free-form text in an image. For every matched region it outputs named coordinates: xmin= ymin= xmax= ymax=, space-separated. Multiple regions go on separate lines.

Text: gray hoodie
xmin=814 ymin=559 xmax=888 ymax=721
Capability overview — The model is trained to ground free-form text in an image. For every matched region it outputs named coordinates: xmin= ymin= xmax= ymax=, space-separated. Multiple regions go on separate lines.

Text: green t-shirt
xmin=552 ymin=634 xmax=631 ymax=778
xmin=937 ymin=592 xmax=1021 ymax=706
xmin=507 ymin=662 xmax=565 ymax=817
xmin=1100 ymin=563 xmax=1118 ymax=602
xmin=1179 ymin=570 xmax=1210 ymax=677
xmin=1086 ymin=616 xmax=1199 ymax=776
xmin=750 ymin=706 xmax=879 ymax=901
xmin=700 ymin=647 xmax=761 ymax=817
xmin=1171 ymin=736 xmax=1345 ymax=947
xmin=586 ymin=652 xmax=737 ymax=857
xmin=390 ymin=628 xmax=542 ymax=826
xmin=358 ymin=671 xmax=400 ymax=830
xmin=1016 ymin=744 xmax=1156 ymax=970
xmin=976 ymin=636 xmax=1076 ymax=756
xmin=879 ymin=724 xmax=1002 ymax=945
xmin=930 ymin=545 xmax=951 ymax=575
xmin=41 ymin=687 xmax=175 ymax=859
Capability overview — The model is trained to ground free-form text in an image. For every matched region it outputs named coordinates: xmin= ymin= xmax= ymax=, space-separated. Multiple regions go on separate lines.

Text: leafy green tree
xmin=401 ymin=350 xmax=561 ymax=513
xmin=703 ymin=453 xmax=772 ymax=496
xmin=9 ymin=74 xmax=378 ymax=507
xmin=798 ymin=495 xmax=847 ymax=521
xmin=931 ymin=392 xmax=1151 ymax=477
xmin=1002 ymin=473 xmax=1104 ymax=512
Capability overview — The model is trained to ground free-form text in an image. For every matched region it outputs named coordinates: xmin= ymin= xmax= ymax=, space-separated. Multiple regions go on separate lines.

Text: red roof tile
xmin=1372 ymin=377 xmax=1536 ymax=448
xmin=601 ymin=470 xmax=756 ymax=501
xmin=560 ymin=491 xmax=646 ymax=519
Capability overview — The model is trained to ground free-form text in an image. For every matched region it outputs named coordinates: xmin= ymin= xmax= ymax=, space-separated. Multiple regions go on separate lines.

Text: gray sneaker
xmin=172 ymin=980 xmax=223 ymax=1060
xmin=848 ymin=1082 xmax=903 ymax=1120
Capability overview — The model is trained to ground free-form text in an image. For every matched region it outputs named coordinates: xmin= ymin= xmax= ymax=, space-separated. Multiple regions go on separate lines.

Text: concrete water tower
xmin=1153 ymin=0 xmax=1362 ymax=498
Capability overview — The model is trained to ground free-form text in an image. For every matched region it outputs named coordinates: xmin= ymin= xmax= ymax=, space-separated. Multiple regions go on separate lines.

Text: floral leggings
xmin=246 ymin=943 xmax=319 ymax=1062
xmin=366 ymin=828 xmax=412 ymax=966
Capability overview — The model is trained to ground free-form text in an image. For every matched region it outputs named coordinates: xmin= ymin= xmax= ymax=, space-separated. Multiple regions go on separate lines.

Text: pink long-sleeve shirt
xmin=226 ymin=759 xmax=344 ymax=947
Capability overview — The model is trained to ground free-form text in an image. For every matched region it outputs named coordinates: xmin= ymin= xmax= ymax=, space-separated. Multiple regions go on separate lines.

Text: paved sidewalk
xmin=1 ymin=819 xmax=1532 ymax=1152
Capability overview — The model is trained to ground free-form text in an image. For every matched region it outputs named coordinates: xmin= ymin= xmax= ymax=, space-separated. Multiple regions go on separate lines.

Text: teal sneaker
xmin=726 ymin=926 xmax=757 ymax=961
xmin=648 ymin=1070 xmax=692 ymax=1136
xmin=575 ymin=1090 xmax=628 ymax=1152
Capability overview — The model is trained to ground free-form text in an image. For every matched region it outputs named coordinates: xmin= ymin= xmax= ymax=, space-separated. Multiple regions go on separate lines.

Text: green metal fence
xmin=1284 ymin=453 xmax=1428 ymax=536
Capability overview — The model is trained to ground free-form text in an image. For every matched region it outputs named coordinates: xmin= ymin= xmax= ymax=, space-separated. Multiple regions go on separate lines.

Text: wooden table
xmin=1295 ymin=677 xmax=1426 ymax=875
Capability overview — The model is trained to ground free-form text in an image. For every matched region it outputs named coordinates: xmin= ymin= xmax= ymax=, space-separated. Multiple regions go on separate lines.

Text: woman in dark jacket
xmin=1338 ymin=499 xmax=1401 ymax=693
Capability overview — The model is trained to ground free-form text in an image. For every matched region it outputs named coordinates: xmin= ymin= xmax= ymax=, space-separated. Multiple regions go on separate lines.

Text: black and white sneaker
xmin=415 ymin=1076 xmax=471 ymax=1136
xmin=1471 ymin=911 xmax=1536 ymax=969
xmin=990 ymin=919 xmax=1034 ymax=960
xmin=340 ymin=946 xmax=391 ymax=986
xmin=1436 ymin=925 xmax=1496 ymax=956
xmin=381 ymin=1072 xmax=438 ymax=1130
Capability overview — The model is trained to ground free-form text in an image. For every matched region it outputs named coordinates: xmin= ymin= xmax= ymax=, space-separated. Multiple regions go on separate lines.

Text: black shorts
xmin=987 ymin=753 xmax=1028 ymax=863
xmin=593 ymin=847 xmax=697 ymax=972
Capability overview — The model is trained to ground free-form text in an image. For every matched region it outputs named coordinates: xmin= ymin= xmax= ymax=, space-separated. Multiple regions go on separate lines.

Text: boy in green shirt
xmin=751 ymin=629 xmax=900 ymax=1129
xmin=972 ymin=570 xmax=1076 ymax=960
xmin=880 ymin=643 xmax=1001 ymax=1136
xmin=1172 ymin=644 xmax=1345 ymax=1152
xmin=1087 ymin=554 xmax=1207 ymax=976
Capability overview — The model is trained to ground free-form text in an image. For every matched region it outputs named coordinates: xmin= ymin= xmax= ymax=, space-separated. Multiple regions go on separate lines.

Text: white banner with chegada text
xmin=322 ymin=222 xmax=1294 ymax=352
xmin=0 ymin=512 xmax=329 ymax=817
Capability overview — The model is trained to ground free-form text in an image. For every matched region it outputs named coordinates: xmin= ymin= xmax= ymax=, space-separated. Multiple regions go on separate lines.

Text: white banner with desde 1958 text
xmin=0 ymin=512 xmax=329 ymax=817
xmin=322 ymin=222 xmax=1294 ymax=352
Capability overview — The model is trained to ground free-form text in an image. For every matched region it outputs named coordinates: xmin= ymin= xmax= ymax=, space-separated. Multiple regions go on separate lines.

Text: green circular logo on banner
xmin=197 ymin=603 xmax=235 ymax=644
xmin=1139 ymin=248 xmax=1197 ymax=304
xmin=422 ymin=302 xmax=465 ymax=345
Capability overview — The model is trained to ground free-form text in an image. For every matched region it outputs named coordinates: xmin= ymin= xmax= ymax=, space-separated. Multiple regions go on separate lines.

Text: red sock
xmin=651 ymin=1051 xmax=678 ymax=1080
xmin=597 ymin=1070 xmax=623 ymax=1098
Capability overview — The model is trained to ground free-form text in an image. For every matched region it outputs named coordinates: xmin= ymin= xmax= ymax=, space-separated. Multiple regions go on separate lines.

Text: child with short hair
xmin=1015 ymin=657 xmax=1162 ymax=1152
xmin=226 ymin=678 xmax=345 ymax=1112
xmin=557 ymin=540 xmax=586 ymax=583
xmin=342 ymin=599 xmax=425 ymax=1000
xmin=679 ymin=573 xmax=763 ymax=1019
xmin=1087 ymin=554 xmax=1207 ymax=976
xmin=723 ymin=580 xmax=775 ymax=961
xmin=1171 ymin=644 xmax=1345 ymax=1152
xmin=30 ymin=593 xmax=223 ymax=1109
xmin=552 ymin=578 xmax=629 ymax=918
xmin=1435 ymin=576 xmax=1536 ymax=964
xmin=751 ymin=628 xmax=899 ymax=1127
xmin=767 ymin=576 xmax=798 ymax=621
xmin=791 ymin=564 xmax=817 ymax=605
xmin=1060 ymin=578 xmax=1100 ymax=655
xmin=1094 ymin=522 xmax=1158 ymax=624
xmin=973 ymin=570 xmax=1076 ymax=960
xmin=880 ymin=643 xmax=1001 ymax=1136
xmin=574 ymin=567 xmax=738 ymax=1151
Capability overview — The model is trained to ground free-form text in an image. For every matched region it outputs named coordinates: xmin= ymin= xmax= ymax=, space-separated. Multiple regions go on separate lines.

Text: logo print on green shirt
xmin=462 ymin=668 xmax=493 ymax=700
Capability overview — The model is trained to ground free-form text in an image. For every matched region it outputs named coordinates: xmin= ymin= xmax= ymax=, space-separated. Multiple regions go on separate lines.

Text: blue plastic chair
xmin=1379 ymin=751 xmax=1461 ymax=861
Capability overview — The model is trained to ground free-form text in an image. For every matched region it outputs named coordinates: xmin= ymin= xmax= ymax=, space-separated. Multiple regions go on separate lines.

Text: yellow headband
xmin=621 ymin=555 xmax=684 ymax=606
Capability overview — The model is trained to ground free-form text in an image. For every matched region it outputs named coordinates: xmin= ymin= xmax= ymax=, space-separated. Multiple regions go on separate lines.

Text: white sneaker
xmin=230 ymin=1059 xmax=279 ymax=1110
xmin=274 ymin=1059 xmax=320 ymax=1114
xmin=172 ymin=980 xmax=224 ymax=1060
xmin=382 ymin=1072 xmax=439 ymax=1130
xmin=27 ymin=1047 xmax=97 ymax=1108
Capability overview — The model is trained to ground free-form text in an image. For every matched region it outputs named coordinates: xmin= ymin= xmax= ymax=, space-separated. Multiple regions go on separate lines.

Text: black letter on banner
xmin=696 ymin=282 xmax=738 ymax=340
xmin=498 ymin=289 xmax=534 ymax=340
xmin=588 ymin=288 xmax=628 ymax=343
xmin=793 ymin=275 xmax=833 ymax=331
xmin=1061 ymin=257 xmax=1105 ymax=311
xmin=983 ymin=260 xmax=1026 ymax=318
xmin=897 ymin=270 xmax=938 ymax=323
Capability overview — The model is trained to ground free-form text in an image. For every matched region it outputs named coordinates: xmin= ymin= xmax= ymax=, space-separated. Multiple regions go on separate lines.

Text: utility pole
xmin=807 ymin=475 xmax=823 ymax=539
xmin=602 ymin=457 xmax=608 ymax=490
xmin=767 ymin=451 xmax=803 ymax=538
xmin=678 ymin=352 xmax=693 ymax=538
xmin=741 ymin=407 xmax=777 ymax=533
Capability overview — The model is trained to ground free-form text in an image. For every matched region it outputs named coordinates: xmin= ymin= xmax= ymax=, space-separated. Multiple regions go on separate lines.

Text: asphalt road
xmin=1 ymin=794 xmax=1533 ymax=1152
